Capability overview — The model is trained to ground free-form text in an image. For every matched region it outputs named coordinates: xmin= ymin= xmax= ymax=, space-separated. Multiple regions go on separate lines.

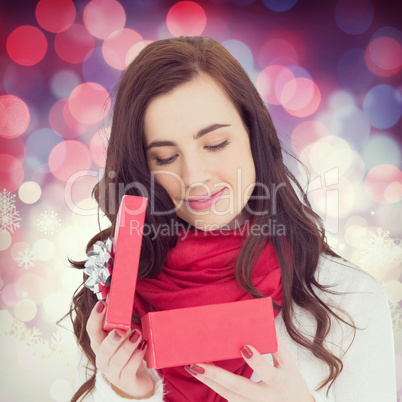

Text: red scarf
xmin=134 ymin=222 xmax=283 ymax=402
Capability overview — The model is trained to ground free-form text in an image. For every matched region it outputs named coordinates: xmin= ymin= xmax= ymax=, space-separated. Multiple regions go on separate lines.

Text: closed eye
xmin=205 ymin=140 xmax=230 ymax=151
xmin=155 ymin=155 xmax=178 ymax=165
xmin=155 ymin=140 xmax=230 ymax=166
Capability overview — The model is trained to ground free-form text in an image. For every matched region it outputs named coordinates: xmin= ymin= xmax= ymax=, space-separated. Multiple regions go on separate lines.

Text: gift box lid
xmin=103 ymin=195 xmax=147 ymax=332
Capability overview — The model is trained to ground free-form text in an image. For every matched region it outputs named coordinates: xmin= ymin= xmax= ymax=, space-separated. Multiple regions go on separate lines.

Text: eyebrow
xmin=145 ymin=123 xmax=231 ymax=151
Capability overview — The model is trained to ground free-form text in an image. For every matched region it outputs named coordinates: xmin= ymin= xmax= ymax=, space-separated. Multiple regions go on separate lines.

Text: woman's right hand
xmin=86 ymin=301 xmax=156 ymax=399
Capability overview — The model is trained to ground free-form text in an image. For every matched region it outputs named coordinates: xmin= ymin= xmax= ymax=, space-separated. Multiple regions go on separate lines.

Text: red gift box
xmin=103 ymin=195 xmax=278 ymax=367
xmin=103 ymin=195 xmax=147 ymax=332
xmin=142 ymin=297 xmax=277 ymax=369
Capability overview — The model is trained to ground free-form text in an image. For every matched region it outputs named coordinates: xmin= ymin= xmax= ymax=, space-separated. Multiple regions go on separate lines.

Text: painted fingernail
xmin=96 ymin=302 xmax=105 ymax=314
xmin=129 ymin=330 xmax=140 ymax=344
xmin=184 ymin=365 xmax=197 ymax=376
xmin=241 ymin=346 xmax=253 ymax=359
xmin=187 ymin=365 xmax=205 ymax=375
xmin=111 ymin=330 xmax=121 ymax=341
xmin=138 ymin=340 xmax=147 ymax=350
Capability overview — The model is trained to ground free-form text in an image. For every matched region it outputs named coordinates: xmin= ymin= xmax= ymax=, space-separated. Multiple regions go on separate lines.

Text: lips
xmin=184 ymin=189 xmax=223 ymax=201
xmin=184 ymin=188 xmax=226 ymax=211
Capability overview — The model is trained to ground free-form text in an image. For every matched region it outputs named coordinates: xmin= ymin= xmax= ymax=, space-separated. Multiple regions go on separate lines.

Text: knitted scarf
xmin=134 ymin=222 xmax=283 ymax=402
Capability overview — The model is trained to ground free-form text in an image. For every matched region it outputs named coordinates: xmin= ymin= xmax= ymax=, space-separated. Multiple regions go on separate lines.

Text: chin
xmin=180 ymin=212 xmax=247 ymax=232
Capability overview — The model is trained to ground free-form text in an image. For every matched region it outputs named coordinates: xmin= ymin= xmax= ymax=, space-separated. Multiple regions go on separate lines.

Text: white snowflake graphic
xmin=15 ymin=248 xmax=37 ymax=270
xmin=34 ymin=338 xmax=53 ymax=359
xmin=0 ymin=317 xmax=73 ymax=363
xmin=24 ymin=326 xmax=42 ymax=346
xmin=50 ymin=329 xmax=65 ymax=354
xmin=8 ymin=319 xmax=26 ymax=339
xmin=358 ymin=227 xmax=402 ymax=271
xmin=389 ymin=301 xmax=402 ymax=332
xmin=0 ymin=189 xmax=21 ymax=233
xmin=326 ymin=235 xmax=346 ymax=251
xmin=0 ymin=188 xmax=16 ymax=214
xmin=37 ymin=210 xmax=61 ymax=235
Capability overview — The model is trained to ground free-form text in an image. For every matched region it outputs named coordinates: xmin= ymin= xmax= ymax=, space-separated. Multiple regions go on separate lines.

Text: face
xmin=144 ymin=74 xmax=256 ymax=231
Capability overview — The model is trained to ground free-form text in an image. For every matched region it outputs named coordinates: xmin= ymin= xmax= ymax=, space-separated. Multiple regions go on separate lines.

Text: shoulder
xmin=315 ymin=255 xmax=389 ymax=326
xmin=315 ymin=255 xmax=385 ymax=296
xmin=289 ymin=253 xmax=391 ymax=350
xmin=282 ymin=254 xmax=390 ymax=342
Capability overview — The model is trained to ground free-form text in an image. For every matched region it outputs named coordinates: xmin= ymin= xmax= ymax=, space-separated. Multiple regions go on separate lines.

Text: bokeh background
xmin=0 ymin=0 xmax=401 ymax=400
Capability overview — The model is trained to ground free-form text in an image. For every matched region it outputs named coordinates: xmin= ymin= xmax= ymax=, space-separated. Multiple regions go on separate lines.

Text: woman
xmin=69 ymin=36 xmax=396 ymax=401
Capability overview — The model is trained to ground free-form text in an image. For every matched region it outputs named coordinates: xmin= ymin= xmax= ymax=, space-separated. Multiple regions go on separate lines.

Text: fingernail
xmin=111 ymin=330 xmax=121 ymax=341
xmin=241 ymin=346 xmax=253 ymax=359
xmin=187 ymin=364 xmax=205 ymax=375
xmin=96 ymin=302 xmax=105 ymax=314
xmin=184 ymin=365 xmax=197 ymax=375
xmin=138 ymin=340 xmax=147 ymax=350
xmin=129 ymin=330 xmax=140 ymax=344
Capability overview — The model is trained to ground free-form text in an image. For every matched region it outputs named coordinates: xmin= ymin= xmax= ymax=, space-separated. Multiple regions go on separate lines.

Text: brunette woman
xmin=69 ymin=36 xmax=396 ymax=402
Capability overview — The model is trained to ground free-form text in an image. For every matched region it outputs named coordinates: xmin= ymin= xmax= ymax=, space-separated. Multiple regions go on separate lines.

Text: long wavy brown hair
xmin=66 ymin=36 xmax=356 ymax=401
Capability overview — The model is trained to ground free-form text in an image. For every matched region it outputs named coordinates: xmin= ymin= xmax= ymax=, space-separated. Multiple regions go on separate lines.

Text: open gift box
xmin=103 ymin=195 xmax=278 ymax=369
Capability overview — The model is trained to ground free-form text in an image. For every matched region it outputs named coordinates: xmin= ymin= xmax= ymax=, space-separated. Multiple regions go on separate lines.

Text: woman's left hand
xmin=184 ymin=332 xmax=315 ymax=402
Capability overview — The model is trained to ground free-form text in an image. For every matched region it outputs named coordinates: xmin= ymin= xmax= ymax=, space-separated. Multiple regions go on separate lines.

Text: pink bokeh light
xmin=54 ymin=24 xmax=95 ymax=64
xmin=89 ymin=129 xmax=110 ymax=167
xmin=0 ymin=154 xmax=24 ymax=193
xmin=366 ymin=36 xmax=401 ymax=76
xmin=125 ymin=40 xmax=153 ymax=66
xmin=16 ymin=272 xmax=52 ymax=304
xmin=48 ymin=140 xmax=92 ymax=182
xmin=35 ymin=0 xmax=76 ymax=33
xmin=1 ymin=283 xmax=20 ymax=307
xmin=0 ymin=95 xmax=30 ymax=139
xmin=281 ymin=78 xmax=321 ymax=117
xmin=102 ymin=28 xmax=143 ymax=70
xmin=291 ymin=121 xmax=330 ymax=154
xmin=258 ymin=38 xmax=299 ymax=67
xmin=67 ymin=83 xmax=110 ymax=125
xmin=6 ymin=25 xmax=47 ymax=66
xmin=365 ymin=164 xmax=402 ymax=205
xmin=48 ymin=99 xmax=88 ymax=139
xmin=256 ymin=65 xmax=295 ymax=105
xmin=83 ymin=0 xmax=126 ymax=39
xmin=166 ymin=1 xmax=207 ymax=37
xmin=0 ymin=137 xmax=25 ymax=160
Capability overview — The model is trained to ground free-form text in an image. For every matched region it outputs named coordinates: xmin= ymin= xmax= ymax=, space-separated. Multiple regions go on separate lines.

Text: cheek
xmin=237 ymin=153 xmax=256 ymax=195
xmin=227 ymin=149 xmax=255 ymax=183
xmin=152 ymin=171 xmax=183 ymax=198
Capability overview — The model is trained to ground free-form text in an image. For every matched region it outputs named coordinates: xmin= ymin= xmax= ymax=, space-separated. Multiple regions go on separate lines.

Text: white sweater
xmin=79 ymin=255 xmax=397 ymax=401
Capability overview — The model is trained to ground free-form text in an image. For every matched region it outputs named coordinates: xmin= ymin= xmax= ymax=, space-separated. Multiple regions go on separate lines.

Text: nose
xmin=180 ymin=152 xmax=213 ymax=191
